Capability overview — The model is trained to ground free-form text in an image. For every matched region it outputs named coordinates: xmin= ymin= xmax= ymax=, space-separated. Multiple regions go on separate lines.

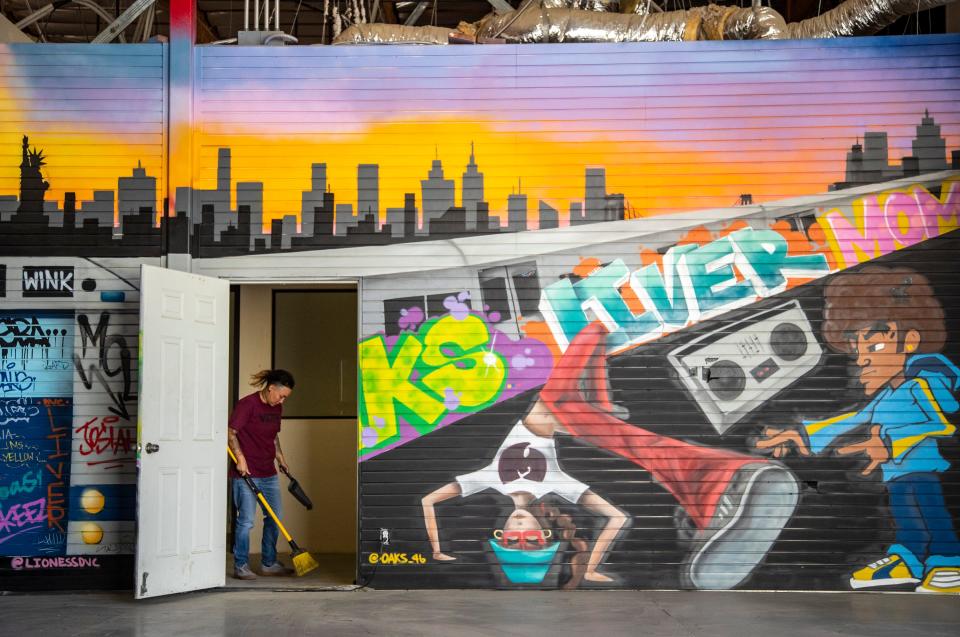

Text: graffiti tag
xmin=74 ymin=312 xmax=133 ymax=420
xmin=359 ymin=314 xmax=507 ymax=452
xmin=0 ymin=363 xmax=37 ymax=395
xmin=76 ymin=415 xmax=134 ymax=467
xmin=10 ymin=556 xmax=100 ymax=569
xmin=541 ymin=227 xmax=831 ymax=352
xmin=0 ymin=497 xmax=46 ymax=541
xmin=820 ymin=179 xmax=960 ymax=269
xmin=0 ymin=469 xmax=42 ymax=502
xmin=0 ymin=316 xmax=51 ymax=350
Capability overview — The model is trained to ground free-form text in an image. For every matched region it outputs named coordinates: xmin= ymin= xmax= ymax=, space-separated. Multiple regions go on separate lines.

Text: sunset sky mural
xmin=1 ymin=36 xmax=958 ymax=231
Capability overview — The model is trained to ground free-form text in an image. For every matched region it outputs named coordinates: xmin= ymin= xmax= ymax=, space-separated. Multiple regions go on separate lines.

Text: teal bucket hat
xmin=488 ymin=539 xmax=561 ymax=584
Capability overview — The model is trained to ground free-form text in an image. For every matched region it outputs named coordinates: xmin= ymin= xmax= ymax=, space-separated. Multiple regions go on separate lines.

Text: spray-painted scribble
xmin=0 ymin=312 xmax=74 ymax=556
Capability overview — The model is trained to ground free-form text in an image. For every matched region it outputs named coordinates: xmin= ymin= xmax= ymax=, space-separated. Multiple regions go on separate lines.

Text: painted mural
xmin=0 ymin=42 xmax=159 ymax=589
xmin=0 ymin=260 xmax=141 ymax=588
xmin=2 ymin=33 xmax=960 ymax=593
xmin=357 ymin=174 xmax=960 ymax=594
xmin=3 ymin=38 xmax=959 ymax=259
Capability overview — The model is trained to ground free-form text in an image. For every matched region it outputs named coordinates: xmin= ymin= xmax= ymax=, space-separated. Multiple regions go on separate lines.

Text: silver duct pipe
xmin=715 ymin=6 xmax=789 ymax=40
xmin=476 ymin=0 xmax=957 ymax=43
xmin=540 ymin=0 xmax=622 ymax=9
xmin=787 ymin=0 xmax=951 ymax=38
xmin=333 ymin=24 xmax=455 ymax=45
xmin=339 ymin=0 xmax=957 ymax=44
xmin=475 ymin=6 xmax=699 ymax=43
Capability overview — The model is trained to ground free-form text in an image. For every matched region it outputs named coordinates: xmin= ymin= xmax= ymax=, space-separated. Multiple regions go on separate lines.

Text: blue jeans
xmin=232 ymin=475 xmax=282 ymax=568
xmin=887 ymin=472 xmax=960 ymax=577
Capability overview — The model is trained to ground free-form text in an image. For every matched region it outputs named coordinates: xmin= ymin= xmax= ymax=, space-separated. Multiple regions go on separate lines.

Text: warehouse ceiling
xmin=0 ymin=0 xmax=952 ymax=44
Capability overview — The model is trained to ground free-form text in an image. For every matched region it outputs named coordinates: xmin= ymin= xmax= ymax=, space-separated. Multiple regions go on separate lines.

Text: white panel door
xmin=136 ymin=264 xmax=229 ymax=599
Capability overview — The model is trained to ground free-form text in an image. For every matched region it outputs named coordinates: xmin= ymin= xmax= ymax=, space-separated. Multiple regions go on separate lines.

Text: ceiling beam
xmin=403 ymin=1 xmax=429 ymax=26
xmin=486 ymin=0 xmax=513 ymax=12
xmin=92 ymin=0 xmax=156 ymax=43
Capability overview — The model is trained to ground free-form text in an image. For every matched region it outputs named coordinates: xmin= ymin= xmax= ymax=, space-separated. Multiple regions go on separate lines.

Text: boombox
xmin=667 ymin=300 xmax=823 ymax=434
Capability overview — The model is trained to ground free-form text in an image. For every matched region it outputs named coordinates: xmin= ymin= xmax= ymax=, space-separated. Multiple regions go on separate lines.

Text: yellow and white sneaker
xmin=849 ymin=555 xmax=920 ymax=589
xmin=915 ymin=568 xmax=960 ymax=594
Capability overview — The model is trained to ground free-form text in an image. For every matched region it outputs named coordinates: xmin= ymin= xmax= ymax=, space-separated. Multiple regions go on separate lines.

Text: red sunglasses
xmin=493 ymin=529 xmax=552 ymax=549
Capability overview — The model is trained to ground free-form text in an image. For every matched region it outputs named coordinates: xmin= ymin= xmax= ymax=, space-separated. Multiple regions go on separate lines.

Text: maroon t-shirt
xmin=229 ymin=392 xmax=283 ymax=478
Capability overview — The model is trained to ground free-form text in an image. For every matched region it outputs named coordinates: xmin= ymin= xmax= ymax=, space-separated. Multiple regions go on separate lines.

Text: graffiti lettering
xmin=21 ymin=266 xmax=74 ymax=298
xmin=541 ymin=227 xmax=830 ymax=352
xmin=0 ymin=469 xmax=42 ymax=502
xmin=10 ymin=556 xmax=100 ymax=569
xmin=0 ymin=497 xmax=46 ymax=541
xmin=74 ymin=312 xmax=133 ymax=420
xmin=368 ymin=552 xmax=427 ymax=565
xmin=76 ymin=415 xmax=134 ymax=462
xmin=44 ymin=399 xmax=68 ymax=533
xmin=1 ymin=451 xmax=38 ymax=464
xmin=0 ymin=398 xmax=41 ymax=424
xmin=0 ymin=362 xmax=37 ymax=395
xmin=820 ymin=179 xmax=960 ymax=269
xmin=359 ymin=314 xmax=507 ymax=452
xmin=0 ymin=316 xmax=51 ymax=350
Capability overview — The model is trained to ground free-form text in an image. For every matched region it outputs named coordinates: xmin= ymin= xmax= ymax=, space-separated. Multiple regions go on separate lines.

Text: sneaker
xmin=261 ymin=561 xmax=295 ymax=576
xmin=915 ymin=568 xmax=960 ymax=594
xmin=681 ymin=462 xmax=799 ymax=590
xmin=234 ymin=563 xmax=257 ymax=580
xmin=850 ymin=555 xmax=920 ymax=589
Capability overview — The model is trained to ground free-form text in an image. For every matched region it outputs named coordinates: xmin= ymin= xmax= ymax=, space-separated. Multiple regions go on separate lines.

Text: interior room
xmin=225 ymin=284 xmax=358 ymax=589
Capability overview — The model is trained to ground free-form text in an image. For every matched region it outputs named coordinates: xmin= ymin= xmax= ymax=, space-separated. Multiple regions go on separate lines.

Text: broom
xmin=228 ymin=447 xmax=319 ymax=577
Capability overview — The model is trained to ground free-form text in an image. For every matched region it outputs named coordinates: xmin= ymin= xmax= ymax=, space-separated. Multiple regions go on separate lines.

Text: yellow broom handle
xmin=227 ymin=446 xmax=294 ymax=543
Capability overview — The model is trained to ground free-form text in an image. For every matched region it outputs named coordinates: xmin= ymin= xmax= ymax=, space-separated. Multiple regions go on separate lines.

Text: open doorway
xmin=225 ymin=284 xmax=358 ymax=589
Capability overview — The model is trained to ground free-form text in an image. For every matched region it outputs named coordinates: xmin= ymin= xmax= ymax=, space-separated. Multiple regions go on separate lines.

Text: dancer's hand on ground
xmin=836 ymin=425 xmax=888 ymax=476
xmin=755 ymin=427 xmax=811 ymax=459
xmin=433 ymin=552 xmax=456 ymax=561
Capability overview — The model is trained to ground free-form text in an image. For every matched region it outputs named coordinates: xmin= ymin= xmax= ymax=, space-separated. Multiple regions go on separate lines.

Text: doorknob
xmin=145 ymin=443 xmax=160 ymax=454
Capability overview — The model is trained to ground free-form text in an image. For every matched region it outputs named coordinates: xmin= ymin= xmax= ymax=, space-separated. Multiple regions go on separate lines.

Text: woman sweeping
xmin=228 ymin=369 xmax=296 ymax=580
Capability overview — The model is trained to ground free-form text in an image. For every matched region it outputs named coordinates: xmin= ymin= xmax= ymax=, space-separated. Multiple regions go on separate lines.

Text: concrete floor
xmin=2 ymin=590 xmax=958 ymax=637
xmin=224 ymin=552 xmax=355 ymax=590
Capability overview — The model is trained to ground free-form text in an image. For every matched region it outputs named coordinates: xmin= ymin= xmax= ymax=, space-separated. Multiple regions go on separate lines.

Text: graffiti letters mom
xmin=359 ymin=314 xmax=507 ymax=456
xmin=541 ymin=227 xmax=831 ymax=353
xmin=819 ymin=178 xmax=960 ymax=268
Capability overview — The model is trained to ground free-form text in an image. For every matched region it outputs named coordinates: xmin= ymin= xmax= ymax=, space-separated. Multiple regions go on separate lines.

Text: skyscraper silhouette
xmin=584 ymin=168 xmax=607 ymax=223
xmin=118 ymin=161 xmax=157 ymax=235
xmin=913 ymin=109 xmax=949 ymax=173
xmin=300 ymin=163 xmax=327 ymax=238
xmin=539 ymin=201 xmax=559 ymax=230
xmin=358 ymin=164 xmax=380 ymax=223
xmin=420 ymin=159 xmax=455 ymax=236
xmin=462 ymin=142 xmax=484 ymax=231
xmin=832 ymin=111 xmax=953 ymax=190
xmin=508 ymin=189 xmax=528 ymax=233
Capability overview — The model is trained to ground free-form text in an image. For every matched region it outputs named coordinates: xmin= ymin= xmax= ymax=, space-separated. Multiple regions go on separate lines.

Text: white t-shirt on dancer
xmin=455 ymin=421 xmax=589 ymax=504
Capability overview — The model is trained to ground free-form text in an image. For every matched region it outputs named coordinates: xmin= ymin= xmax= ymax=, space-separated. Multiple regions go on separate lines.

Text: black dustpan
xmin=281 ymin=467 xmax=313 ymax=510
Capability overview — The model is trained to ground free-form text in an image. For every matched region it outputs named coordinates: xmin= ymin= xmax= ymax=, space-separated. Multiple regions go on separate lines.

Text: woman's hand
xmin=755 ymin=426 xmax=811 ymax=459
xmin=236 ymin=455 xmax=250 ymax=476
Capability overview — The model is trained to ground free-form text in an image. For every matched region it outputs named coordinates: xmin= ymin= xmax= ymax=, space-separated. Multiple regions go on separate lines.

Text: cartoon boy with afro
xmin=757 ymin=265 xmax=960 ymax=594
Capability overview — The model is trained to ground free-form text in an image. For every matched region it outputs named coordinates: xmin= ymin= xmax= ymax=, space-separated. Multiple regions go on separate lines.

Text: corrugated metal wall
xmin=1 ymin=34 xmax=959 ymax=593
xmin=192 ymin=35 xmax=960 ymax=592
xmin=0 ymin=44 xmax=165 ymax=590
